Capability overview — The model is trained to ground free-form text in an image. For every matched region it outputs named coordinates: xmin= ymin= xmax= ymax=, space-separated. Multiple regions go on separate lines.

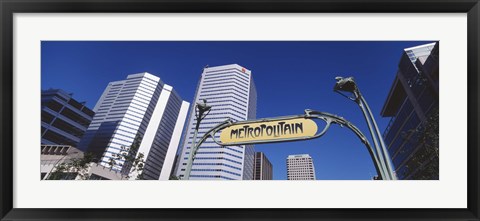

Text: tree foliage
xmin=401 ymin=108 xmax=439 ymax=180
xmin=47 ymin=152 xmax=95 ymax=180
xmin=109 ymin=134 xmax=145 ymax=180
xmin=48 ymin=135 xmax=146 ymax=180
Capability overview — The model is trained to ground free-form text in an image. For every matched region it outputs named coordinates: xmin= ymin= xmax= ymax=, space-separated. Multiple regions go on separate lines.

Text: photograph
xmin=40 ymin=41 xmax=439 ymax=181
xmin=2 ymin=0 xmax=478 ymax=220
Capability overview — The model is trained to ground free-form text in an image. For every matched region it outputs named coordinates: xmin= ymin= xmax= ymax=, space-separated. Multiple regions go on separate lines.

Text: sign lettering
xmin=219 ymin=118 xmax=318 ymax=145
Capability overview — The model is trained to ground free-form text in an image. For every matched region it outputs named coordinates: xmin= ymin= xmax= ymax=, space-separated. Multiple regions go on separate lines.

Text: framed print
xmin=1 ymin=0 xmax=479 ymax=220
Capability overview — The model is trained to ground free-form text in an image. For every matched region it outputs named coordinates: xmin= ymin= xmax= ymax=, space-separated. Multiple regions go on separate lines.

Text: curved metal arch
xmin=183 ymin=109 xmax=385 ymax=180
xmin=303 ymin=110 xmax=385 ymax=180
xmin=189 ymin=119 xmax=233 ymax=157
xmin=183 ymin=118 xmax=233 ymax=179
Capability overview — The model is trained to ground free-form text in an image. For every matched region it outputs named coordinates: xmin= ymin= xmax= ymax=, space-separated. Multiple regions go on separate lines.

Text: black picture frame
xmin=1 ymin=0 xmax=479 ymax=220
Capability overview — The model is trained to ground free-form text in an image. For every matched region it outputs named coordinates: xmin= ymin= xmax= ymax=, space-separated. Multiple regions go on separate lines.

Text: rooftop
xmin=287 ymin=154 xmax=311 ymax=159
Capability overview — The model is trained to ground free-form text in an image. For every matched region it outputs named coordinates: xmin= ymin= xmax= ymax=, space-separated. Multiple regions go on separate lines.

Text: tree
xmin=401 ymin=107 xmax=439 ymax=180
xmin=48 ymin=152 xmax=95 ymax=180
xmin=110 ymin=134 xmax=146 ymax=180
xmin=47 ymin=135 xmax=146 ymax=180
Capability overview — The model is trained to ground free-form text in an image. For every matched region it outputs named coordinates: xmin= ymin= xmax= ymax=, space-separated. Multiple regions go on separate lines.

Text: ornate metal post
xmin=304 ymin=110 xmax=385 ymax=180
xmin=181 ymin=109 xmax=385 ymax=180
xmin=183 ymin=99 xmax=211 ymax=180
xmin=334 ymin=77 xmax=397 ymax=180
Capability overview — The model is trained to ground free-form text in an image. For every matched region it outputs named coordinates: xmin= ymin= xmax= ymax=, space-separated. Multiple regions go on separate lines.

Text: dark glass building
xmin=253 ymin=152 xmax=273 ymax=180
xmin=41 ymin=89 xmax=94 ymax=146
xmin=381 ymin=42 xmax=439 ymax=180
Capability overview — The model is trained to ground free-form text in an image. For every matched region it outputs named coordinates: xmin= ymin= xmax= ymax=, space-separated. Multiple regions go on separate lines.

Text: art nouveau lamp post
xmin=333 ymin=77 xmax=397 ymax=180
xmin=183 ymin=99 xmax=212 ymax=180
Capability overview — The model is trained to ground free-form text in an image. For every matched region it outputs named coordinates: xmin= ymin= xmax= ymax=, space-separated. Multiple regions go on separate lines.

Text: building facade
xmin=253 ymin=152 xmax=273 ymax=180
xmin=381 ymin=42 xmax=439 ymax=180
xmin=78 ymin=72 xmax=189 ymax=180
xmin=41 ymin=145 xmax=127 ymax=180
xmin=287 ymin=154 xmax=316 ymax=180
xmin=176 ymin=64 xmax=257 ymax=180
xmin=41 ymin=89 xmax=94 ymax=146
xmin=41 ymin=145 xmax=84 ymax=180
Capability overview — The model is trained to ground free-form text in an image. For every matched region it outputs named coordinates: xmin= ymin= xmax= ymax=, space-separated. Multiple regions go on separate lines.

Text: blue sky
xmin=42 ymin=41 xmax=431 ymax=180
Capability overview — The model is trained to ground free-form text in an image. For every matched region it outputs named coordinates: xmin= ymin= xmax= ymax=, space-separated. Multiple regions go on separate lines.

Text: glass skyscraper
xmin=176 ymin=64 xmax=257 ymax=180
xmin=381 ymin=42 xmax=439 ymax=180
xmin=78 ymin=72 xmax=189 ymax=180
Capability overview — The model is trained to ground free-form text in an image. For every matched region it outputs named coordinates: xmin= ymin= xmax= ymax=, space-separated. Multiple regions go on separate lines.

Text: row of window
xmin=95 ymin=101 xmax=147 ymax=118
xmin=182 ymin=157 xmax=242 ymax=165
xmin=193 ymin=120 xmax=230 ymax=126
xmin=198 ymin=95 xmax=247 ymax=105
xmin=205 ymin=67 xmax=249 ymax=76
xmin=202 ymin=77 xmax=249 ymax=86
xmin=190 ymin=169 xmax=241 ymax=176
xmin=185 ymin=151 xmax=242 ymax=159
xmin=204 ymin=68 xmax=249 ymax=79
xmin=112 ymin=96 xmax=150 ymax=108
xmin=201 ymin=112 xmax=245 ymax=120
xmin=110 ymin=84 xmax=155 ymax=102
xmin=199 ymin=91 xmax=247 ymax=101
xmin=42 ymin=101 xmax=92 ymax=126
xmin=207 ymin=102 xmax=247 ymax=113
xmin=187 ymin=175 xmax=235 ymax=180
xmin=105 ymin=91 xmax=152 ymax=106
xmin=202 ymin=79 xmax=249 ymax=91
xmin=190 ymin=162 xmax=242 ymax=170
xmin=123 ymin=78 xmax=157 ymax=92
xmin=202 ymin=84 xmax=248 ymax=92
xmin=188 ymin=115 xmax=242 ymax=123
xmin=209 ymin=107 xmax=246 ymax=117
xmin=203 ymin=72 xmax=249 ymax=84
xmin=200 ymin=87 xmax=249 ymax=98
xmin=192 ymin=146 xmax=243 ymax=154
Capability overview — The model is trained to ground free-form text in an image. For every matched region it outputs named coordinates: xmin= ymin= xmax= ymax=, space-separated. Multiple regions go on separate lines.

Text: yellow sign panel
xmin=219 ymin=118 xmax=318 ymax=145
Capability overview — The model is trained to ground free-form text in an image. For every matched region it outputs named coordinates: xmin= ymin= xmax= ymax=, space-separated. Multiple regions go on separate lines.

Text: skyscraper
xmin=78 ymin=72 xmax=189 ymax=180
xmin=253 ymin=152 xmax=273 ymax=180
xmin=41 ymin=89 xmax=94 ymax=146
xmin=287 ymin=154 xmax=316 ymax=180
xmin=381 ymin=42 xmax=439 ymax=180
xmin=176 ymin=64 xmax=257 ymax=180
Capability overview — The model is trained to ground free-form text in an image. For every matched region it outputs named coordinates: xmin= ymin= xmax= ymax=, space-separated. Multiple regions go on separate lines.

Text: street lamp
xmin=183 ymin=99 xmax=212 ymax=180
xmin=334 ymin=77 xmax=397 ymax=180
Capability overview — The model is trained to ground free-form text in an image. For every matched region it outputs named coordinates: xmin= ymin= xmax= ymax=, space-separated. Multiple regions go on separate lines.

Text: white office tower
xmin=78 ymin=73 xmax=189 ymax=180
xmin=287 ymin=154 xmax=316 ymax=180
xmin=176 ymin=64 xmax=257 ymax=180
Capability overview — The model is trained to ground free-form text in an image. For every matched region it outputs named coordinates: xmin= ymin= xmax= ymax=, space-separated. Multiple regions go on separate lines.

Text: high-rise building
xmin=176 ymin=64 xmax=257 ymax=180
xmin=78 ymin=72 xmax=189 ymax=180
xmin=381 ymin=42 xmax=439 ymax=180
xmin=287 ymin=154 xmax=316 ymax=180
xmin=253 ymin=152 xmax=273 ymax=180
xmin=41 ymin=89 xmax=94 ymax=146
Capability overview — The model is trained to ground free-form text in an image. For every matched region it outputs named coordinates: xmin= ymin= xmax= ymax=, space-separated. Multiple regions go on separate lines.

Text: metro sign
xmin=219 ymin=117 xmax=318 ymax=145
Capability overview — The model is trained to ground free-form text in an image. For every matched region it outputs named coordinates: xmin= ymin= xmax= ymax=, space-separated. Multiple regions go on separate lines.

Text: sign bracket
xmin=182 ymin=109 xmax=387 ymax=180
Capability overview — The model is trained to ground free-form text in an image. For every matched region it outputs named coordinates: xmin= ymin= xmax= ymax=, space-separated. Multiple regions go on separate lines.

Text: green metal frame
xmin=183 ymin=109 xmax=385 ymax=180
